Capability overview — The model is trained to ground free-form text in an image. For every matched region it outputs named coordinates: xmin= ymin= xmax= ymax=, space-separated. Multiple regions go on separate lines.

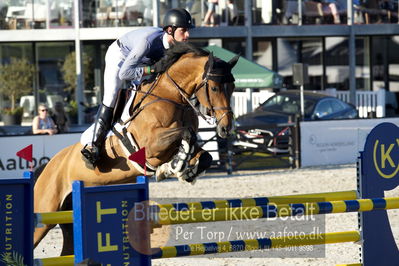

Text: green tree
xmin=0 ymin=57 xmax=35 ymax=113
xmin=60 ymin=51 xmax=93 ymax=98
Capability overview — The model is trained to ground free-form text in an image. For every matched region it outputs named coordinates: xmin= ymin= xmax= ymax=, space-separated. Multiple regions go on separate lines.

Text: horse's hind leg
xmin=34 ymin=225 xmax=56 ymax=249
xmin=33 ymin=163 xmax=57 ymax=249
xmin=60 ymin=193 xmax=74 ymax=255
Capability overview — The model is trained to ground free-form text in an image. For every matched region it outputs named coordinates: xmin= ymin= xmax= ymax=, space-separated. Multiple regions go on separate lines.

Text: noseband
xmin=166 ymin=65 xmax=233 ymax=126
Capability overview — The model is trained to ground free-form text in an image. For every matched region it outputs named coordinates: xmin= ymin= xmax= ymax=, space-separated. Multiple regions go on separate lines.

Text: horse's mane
xmin=155 ymin=42 xmax=210 ymax=73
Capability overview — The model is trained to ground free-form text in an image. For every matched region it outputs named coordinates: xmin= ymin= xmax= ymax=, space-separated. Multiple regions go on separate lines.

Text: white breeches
xmin=103 ymin=41 xmax=124 ymax=108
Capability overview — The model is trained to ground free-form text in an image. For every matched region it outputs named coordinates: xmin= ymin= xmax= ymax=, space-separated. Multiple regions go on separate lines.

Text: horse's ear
xmin=207 ymin=52 xmax=214 ymax=70
xmin=228 ymin=54 xmax=240 ymax=69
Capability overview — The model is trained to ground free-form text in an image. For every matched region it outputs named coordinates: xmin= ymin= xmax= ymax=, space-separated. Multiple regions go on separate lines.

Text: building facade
xmin=1 ymin=0 xmax=399 ymax=123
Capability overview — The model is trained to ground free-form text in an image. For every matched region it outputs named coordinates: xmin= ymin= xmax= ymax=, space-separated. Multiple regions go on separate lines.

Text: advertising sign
xmin=300 ymin=118 xmax=399 ymax=167
xmin=0 ymin=133 xmax=81 ymax=179
xmin=0 ymin=172 xmax=33 ymax=266
xmin=73 ymin=176 xmax=151 ymax=265
xmin=360 ymin=122 xmax=399 ymax=266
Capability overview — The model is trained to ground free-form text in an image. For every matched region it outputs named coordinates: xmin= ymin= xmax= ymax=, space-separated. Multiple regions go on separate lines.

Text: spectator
xmin=324 ymin=0 xmax=341 ymax=24
xmin=51 ymin=101 xmax=69 ymax=133
xmin=202 ymin=0 xmax=218 ymax=26
xmin=32 ymin=104 xmax=58 ymax=135
xmin=227 ymin=0 xmax=238 ymax=25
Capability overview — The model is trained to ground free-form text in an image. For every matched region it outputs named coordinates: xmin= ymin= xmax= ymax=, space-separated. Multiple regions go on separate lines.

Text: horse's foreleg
xmin=60 ymin=194 xmax=74 ymax=256
xmin=176 ymin=148 xmax=213 ymax=184
xmin=155 ymin=128 xmax=196 ymax=181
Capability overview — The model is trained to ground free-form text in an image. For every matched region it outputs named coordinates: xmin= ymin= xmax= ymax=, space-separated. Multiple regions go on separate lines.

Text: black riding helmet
xmin=163 ymin=8 xmax=195 ymax=30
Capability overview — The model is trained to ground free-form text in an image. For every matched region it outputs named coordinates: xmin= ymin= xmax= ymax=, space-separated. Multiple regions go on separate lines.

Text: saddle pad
xmin=112 ymin=86 xmax=156 ymax=175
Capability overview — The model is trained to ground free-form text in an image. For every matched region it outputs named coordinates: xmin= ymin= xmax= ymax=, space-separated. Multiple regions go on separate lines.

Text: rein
xmin=123 ymin=57 xmax=233 ymax=126
xmin=165 ymin=67 xmax=232 ymax=126
xmin=122 ymin=76 xmax=187 ymax=125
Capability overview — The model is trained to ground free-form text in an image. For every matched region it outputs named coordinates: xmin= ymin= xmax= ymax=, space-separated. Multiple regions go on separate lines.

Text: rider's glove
xmin=145 ymin=62 xmax=163 ymax=75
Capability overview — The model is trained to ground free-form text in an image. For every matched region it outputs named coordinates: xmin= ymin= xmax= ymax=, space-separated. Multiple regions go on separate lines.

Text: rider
xmin=81 ymin=8 xmax=194 ymax=166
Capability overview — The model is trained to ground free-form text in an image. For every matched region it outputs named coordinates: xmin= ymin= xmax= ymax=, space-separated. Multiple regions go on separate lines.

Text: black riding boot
xmin=81 ymin=104 xmax=114 ymax=167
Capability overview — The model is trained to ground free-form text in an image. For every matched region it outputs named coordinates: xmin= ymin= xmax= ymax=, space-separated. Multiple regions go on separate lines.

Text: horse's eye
xmin=211 ymin=86 xmax=218 ymax=92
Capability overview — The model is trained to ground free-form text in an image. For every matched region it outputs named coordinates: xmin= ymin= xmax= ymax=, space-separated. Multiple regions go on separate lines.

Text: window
xmin=315 ymin=99 xmax=333 ymax=118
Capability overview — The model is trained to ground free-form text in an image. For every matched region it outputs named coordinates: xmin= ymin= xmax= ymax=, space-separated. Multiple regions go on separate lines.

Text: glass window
xmin=253 ymin=38 xmax=273 ymax=70
xmin=260 ymin=93 xmax=316 ymax=116
xmin=223 ymin=38 xmax=245 ymax=57
xmin=87 ymin=0 xmax=152 ymax=27
xmin=91 ymin=0 xmax=112 ymax=27
xmin=124 ymin=0 xmax=152 ymax=26
xmin=3 ymin=0 xmax=29 ymax=29
xmin=0 ymin=43 xmax=34 ymax=116
xmin=0 ymin=1 xmax=10 ymax=29
xmin=388 ymin=36 xmax=399 ymax=93
xmin=330 ymin=98 xmax=346 ymax=112
xmin=315 ymin=99 xmax=333 ymax=118
xmin=371 ymin=36 xmax=388 ymax=92
xmin=49 ymin=0 xmax=73 ymax=28
xmin=178 ymin=0 xmax=203 ymax=27
xmin=356 ymin=37 xmax=370 ymax=90
xmin=277 ymin=37 xmax=322 ymax=90
xmin=36 ymin=42 xmax=74 ymax=106
xmin=25 ymin=0 xmax=48 ymax=29
xmin=354 ymin=0 xmax=398 ymax=24
xmin=255 ymin=0 xmax=346 ymax=25
xmin=325 ymin=37 xmax=349 ymax=91
xmin=252 ymin=0 xmax=273 ymax=25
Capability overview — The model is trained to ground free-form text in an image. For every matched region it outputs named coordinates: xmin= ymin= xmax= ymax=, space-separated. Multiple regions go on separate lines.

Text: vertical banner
xmin=0 ymin=172 xmax=33 ymax=266
xmin=73 ymin=176 xmax=151 ymax=265
xmin=361 ymin=122 xmax=399 ymax=266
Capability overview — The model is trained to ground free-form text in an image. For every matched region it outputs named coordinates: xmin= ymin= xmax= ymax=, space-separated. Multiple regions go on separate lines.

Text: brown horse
xmin=33 ymin=42 xmax=238 ymax=255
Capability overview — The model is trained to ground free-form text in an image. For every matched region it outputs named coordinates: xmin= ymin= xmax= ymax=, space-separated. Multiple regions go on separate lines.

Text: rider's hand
xmin=150 ymin=62 xmax=163 ymax=74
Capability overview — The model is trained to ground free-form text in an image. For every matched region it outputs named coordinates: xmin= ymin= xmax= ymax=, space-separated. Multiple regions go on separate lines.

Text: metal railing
xmin=197 ymin=122 xmax=299 ymax=174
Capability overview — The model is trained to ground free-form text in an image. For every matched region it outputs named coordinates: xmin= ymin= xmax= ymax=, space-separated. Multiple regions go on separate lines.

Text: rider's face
xmin=173 ymin=27 xmax=190 ymax=42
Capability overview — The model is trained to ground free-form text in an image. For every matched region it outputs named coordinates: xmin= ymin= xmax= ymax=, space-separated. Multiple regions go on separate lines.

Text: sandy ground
xmin=34 ymin=164 xmax=399 ymax=265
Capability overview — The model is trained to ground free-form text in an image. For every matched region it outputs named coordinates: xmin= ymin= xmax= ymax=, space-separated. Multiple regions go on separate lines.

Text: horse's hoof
xmin=155 ymin=174 xmax=166 ymax=182
xmin=155 ymin=167 xmax=168 ymax=182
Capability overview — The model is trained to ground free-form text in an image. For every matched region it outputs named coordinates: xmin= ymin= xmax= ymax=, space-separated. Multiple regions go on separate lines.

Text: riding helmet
xmin=163 ymin=8 xmax=195 ymax=29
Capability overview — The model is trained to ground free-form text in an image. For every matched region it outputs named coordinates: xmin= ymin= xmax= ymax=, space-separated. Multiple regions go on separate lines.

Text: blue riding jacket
xmin=117 ymin=27 xmax=167 ymax=81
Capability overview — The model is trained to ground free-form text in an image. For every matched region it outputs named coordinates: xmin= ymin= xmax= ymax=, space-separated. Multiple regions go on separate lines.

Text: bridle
xmin=165 ymin=58 xmax=233 ymax=126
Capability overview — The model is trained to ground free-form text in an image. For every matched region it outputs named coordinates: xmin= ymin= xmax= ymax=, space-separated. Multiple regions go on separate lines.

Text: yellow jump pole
xmin=34 ymin=255 xmax=74 ymax=266
xmin=155 ymin=190 xmax=358 ymax=211
xmin=152 ymin=231 xmax=361 ymax=259
xmin=34 ymin=191 xmax=357 ymax=226
xmin=35 ymin=210 xmax=73 ymax=227
xmin=35 ymin=232 xmax=360 ymax=262
xmin=154 ymin=197 xmax=399 ymax=225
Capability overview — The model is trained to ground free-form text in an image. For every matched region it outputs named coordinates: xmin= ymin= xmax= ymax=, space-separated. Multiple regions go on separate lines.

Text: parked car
xmin=234 ymin=90 xmax=358 ymax=153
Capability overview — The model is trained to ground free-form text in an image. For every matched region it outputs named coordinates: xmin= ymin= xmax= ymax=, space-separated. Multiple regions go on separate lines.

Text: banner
xmin=300 ymin=118 xmax=399 ymax=167
xmin=0 ymin=133 xmax=81 ymax=178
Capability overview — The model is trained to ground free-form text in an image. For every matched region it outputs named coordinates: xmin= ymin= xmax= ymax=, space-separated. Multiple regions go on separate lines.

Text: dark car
xmin=234 ymin=90 xmax=358 ymax=153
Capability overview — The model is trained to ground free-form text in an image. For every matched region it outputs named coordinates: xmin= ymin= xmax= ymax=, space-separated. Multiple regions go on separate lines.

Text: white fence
xmin=231 ymin=88 xmax=386 ymax=118
xmin=328 ymin=89 xmax=386 ymax=118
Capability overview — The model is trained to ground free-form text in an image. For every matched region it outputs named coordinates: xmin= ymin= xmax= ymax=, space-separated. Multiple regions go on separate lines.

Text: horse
xmin=33 ymin=42 xmax=238 ymax=255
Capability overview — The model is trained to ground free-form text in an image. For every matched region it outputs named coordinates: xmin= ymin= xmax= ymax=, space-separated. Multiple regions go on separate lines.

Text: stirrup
xmin=81 ymin=145 xmax=99 ymax=168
